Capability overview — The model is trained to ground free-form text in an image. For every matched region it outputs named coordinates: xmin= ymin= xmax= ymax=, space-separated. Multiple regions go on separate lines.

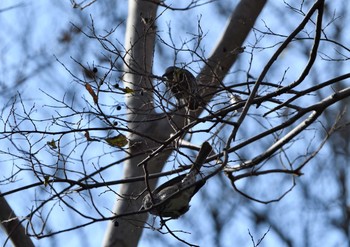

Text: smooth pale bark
xmin=102 ymin=1 xmax=170 ymax=246
xmin=102 ymin=0 xmax=267 ymax=246
xmin=200 ymin=0 xmax=268 ymax=94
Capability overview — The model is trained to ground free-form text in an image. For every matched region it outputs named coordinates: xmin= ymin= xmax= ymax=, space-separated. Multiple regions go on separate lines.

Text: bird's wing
xmin=152 ymin=174 xmax=186 ymax=194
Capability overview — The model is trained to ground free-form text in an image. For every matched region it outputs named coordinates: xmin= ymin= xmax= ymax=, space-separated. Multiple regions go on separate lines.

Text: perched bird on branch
xmin=140 ymin=141 xmax=212 ymax=218
xmin=163 ymin=66 xmax=201 ymax=110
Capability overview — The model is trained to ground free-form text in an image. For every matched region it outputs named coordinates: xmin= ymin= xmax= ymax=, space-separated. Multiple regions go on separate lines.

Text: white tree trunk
xmin=102 ymin=1 xmax=171 ymax=246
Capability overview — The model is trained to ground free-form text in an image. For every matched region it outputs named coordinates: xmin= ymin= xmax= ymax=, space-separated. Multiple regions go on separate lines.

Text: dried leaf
xmin=47 ymin=139 xmax=57 ymax=149
xmin=83 ymin=67 xmax=97 ymax=79
xmin=44 ymin=175 xmax=50 ymax=187
xmin=105 ymin=134 xmax=128 ymax=147
xmin=85 ymin=131 xmax=92 ymax=141
xmin=85 ymin=83 xmax=98 ymax=103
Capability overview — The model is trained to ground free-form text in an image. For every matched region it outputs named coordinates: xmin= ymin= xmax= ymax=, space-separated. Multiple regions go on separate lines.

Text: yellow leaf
xmin=44 ymin=175 xmax=50 ymax=187
xmin=105 ymin=134 xmax=128 ymax=147
xmin=124 ymin=87 xmax=134 ymax=94
xmin=47 ymin=139 xmax=57 ymax=149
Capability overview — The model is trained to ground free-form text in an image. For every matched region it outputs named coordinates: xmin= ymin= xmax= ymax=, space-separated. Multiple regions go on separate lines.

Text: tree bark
xmin=0 ymin=196 xmax=35 ymax=247
xmin=200 ymin=0 xmax=267 ymax=93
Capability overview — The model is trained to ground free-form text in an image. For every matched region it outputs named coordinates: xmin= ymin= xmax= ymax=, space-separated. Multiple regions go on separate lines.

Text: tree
xmin=1 ymin=0 xmax=350 ymax=246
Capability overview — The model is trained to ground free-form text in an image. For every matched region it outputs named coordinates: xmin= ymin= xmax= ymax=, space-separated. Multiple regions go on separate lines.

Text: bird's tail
xmin=189 ymin=141 xmax=212 ymax=175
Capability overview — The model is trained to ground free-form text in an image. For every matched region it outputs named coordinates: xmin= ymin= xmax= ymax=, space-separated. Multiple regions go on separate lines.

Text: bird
xmin=140 ymin=141 xmax=212 ymax=218
xmin=162 ymin=66 xmax=201 ymax=110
